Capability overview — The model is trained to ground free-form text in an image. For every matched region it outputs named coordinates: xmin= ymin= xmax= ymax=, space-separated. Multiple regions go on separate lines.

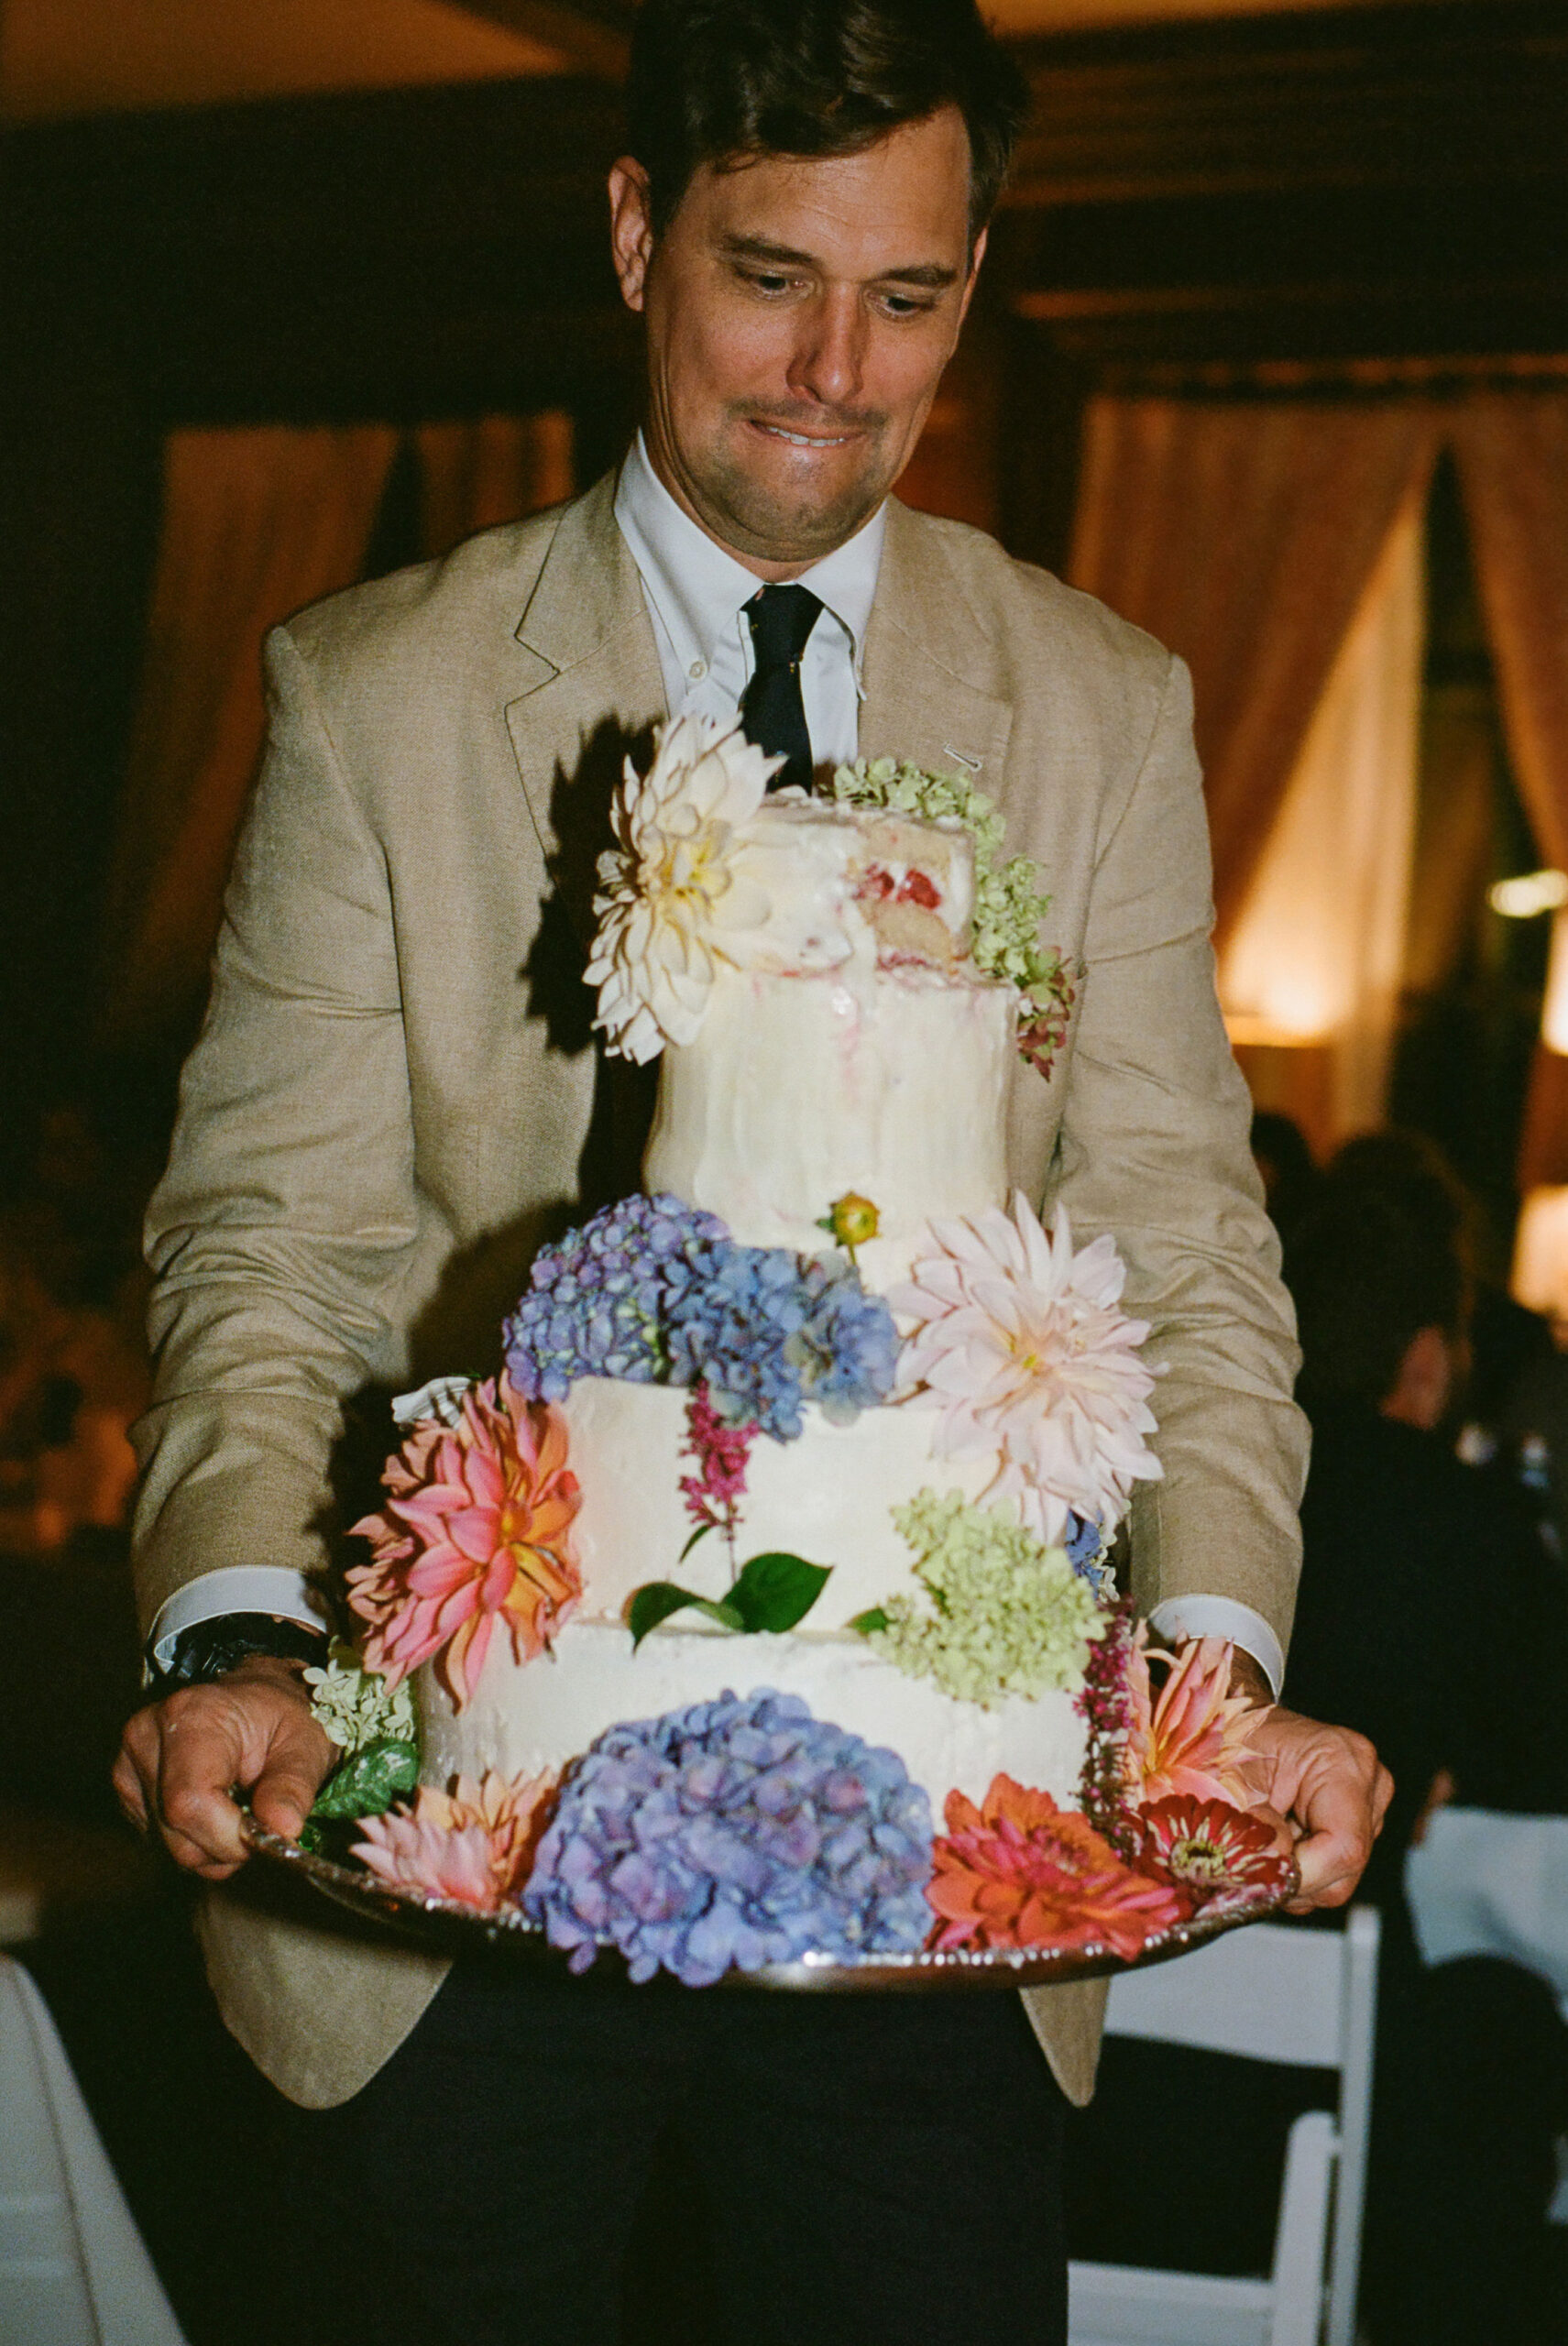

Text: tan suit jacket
xmin=133 ymin=471 xmax=1307 ymax=2110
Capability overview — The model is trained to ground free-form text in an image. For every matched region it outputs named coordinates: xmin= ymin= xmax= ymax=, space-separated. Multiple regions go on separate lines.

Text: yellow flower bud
xmin=828 ymin=1192 xmax=880 ymax=1250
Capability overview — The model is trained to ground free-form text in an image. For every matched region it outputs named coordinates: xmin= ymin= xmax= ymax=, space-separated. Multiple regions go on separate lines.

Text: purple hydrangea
xmin=502 ymin=1194 xmax=727 ymax=1401
xmin=522 ymin=1690 xmax=934 ymax=1985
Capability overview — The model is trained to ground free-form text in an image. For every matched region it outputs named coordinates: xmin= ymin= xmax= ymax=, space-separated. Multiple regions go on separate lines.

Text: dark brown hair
xmin=626 ymin=0 xmax=1030 ymax=245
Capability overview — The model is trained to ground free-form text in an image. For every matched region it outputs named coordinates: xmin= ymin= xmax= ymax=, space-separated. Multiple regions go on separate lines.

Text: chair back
xmin=1079 ymin=1909 xmax=1379 ymax=2346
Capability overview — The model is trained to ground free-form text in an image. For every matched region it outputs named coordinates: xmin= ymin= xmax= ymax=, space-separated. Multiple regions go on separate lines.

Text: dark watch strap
xmin=148 ymin=1612 xmax=328 ymax=1695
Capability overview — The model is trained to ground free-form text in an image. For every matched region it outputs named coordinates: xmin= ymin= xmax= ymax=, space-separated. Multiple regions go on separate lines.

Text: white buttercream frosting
xmin=421 ymin=1617 xmax=1089 ymax=1818
xmin=644 ymin=961 xmax=1014 ymax=1275
xmin=555 ymin=1376 xmax=997 ymax=1628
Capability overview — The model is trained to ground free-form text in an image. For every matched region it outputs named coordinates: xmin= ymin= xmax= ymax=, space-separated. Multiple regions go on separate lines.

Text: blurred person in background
xmin=1249 ymin=1109 xmax=1322 ymax=1248
xmin=1283 ymin=1179 xmax=1568 ymax=2345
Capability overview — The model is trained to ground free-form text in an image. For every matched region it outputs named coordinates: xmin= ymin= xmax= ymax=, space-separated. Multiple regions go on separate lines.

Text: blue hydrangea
xmin=1065 ymin=1513 xmax=1116 ymax=1599
xmin=664 ymin=1240 xmax=897 ymax=1440
xmin=787 ymin=1255 xmax=901 ymax=1425
xmin=523 ymin=1690 xmax=934 ymax=1985
xmin=505 ymin=1194 xmax=899 ymax=1440
xmin=502 ymin=1194 xmax=727 ymax=1401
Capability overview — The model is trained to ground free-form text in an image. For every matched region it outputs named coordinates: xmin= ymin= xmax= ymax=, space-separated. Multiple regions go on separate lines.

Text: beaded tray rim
xmin=242 ymin=1818 xmax=1299 ymax=1991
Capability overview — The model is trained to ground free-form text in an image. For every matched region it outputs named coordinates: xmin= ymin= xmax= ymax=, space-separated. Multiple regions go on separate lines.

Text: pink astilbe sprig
xmin=1122 ymin=1634 xmax=1271 ymax=1813
xmin=347 ymin=1376 xmax=582 ymax=1710
xmin=352 ymin=1768 xmax=557 ymax=1913
xmin=678 ymin=1380 xmax=756 ymax=1574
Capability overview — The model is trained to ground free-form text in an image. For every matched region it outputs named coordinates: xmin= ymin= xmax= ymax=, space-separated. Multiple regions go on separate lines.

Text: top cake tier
xmin=641 ymin=800 xmax=1015 ymax=1277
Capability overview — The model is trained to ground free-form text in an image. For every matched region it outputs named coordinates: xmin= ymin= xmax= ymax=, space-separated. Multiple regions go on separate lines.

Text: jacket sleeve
xmin=129 ymin=624 xmax=429 ymax=1643
xmin=1048 ymin=652 xmax=1309 ymax=1654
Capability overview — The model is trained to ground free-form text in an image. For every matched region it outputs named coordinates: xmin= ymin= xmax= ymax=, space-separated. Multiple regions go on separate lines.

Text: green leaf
xmin=678 ymin=1522 xmax=715 ymax=1564
xmin=849 ymin=1606 xmax=891 ymax=1637
xmin=628 ymin=1581 xmax=745 ymax=1650
xmin=729 ymin=1552 xmax=832 ymax=1635
xmin=307 ymin=1738 xmax=420 ymax=1823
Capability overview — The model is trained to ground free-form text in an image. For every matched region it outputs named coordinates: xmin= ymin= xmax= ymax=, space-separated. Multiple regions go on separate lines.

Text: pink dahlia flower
xmin=347 ymin=1376 xmax=581 ymax=1708
xmin=353 ymin=1768 xmax=556 ymax=1913
xmin=1123 ymin=1634 xmax=1270 ymax=1813
xmin=927 ymin=1775 xmax=1188 ymax=1959
xmin=889 ymin=1193 xmax=1162 ymax=1546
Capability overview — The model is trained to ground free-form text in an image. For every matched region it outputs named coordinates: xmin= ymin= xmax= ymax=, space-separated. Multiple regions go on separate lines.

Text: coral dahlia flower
xmin=927 ymin=1774 xmax=1188 ymax=1958
xmin=353 ymin=1768 xmax=556 ymax=1913
xmin=1122 ymin=1634 xmax=1270 ymax=1813
xmin=347 ymin=1376 xmax=581 ymax=1708
xmin=1133 ymin=1795 xmax=1297 ymax=1906
xmin=890 ymin=1194 xmax=1163 ymax=1545
xmin=587 ymin=713 xmax=783 ymax=1063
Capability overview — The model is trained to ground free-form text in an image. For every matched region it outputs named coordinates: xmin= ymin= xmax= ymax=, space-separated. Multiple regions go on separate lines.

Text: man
xmin=115 ymin=4 xmax=1387 ymax=2337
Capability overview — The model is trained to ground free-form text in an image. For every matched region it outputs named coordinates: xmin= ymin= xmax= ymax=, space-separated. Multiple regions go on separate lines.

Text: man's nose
xmin=786 ymin=290 xmax=866 ymax=411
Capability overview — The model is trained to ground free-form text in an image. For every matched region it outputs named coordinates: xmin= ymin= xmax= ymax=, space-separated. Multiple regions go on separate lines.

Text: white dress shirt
xmin=151 ymin=441 xmax=1283 ymax=1695
xmin=613 ymin=431 xmax=882 ymax=770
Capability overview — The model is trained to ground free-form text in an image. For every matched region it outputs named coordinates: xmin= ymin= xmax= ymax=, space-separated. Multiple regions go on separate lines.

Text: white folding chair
xmin=0 ymin=1955 xmax=188 ymax=2345
xmin=1069 ymin=1907 xmax=1379 ymax=2346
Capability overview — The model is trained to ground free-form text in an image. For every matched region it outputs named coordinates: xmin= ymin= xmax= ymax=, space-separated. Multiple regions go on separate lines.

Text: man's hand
xmin=114 ymin=1656 xmax=336 ymax=1882
xmin=1226 ymin=1648 xmax=1393 ymax=1914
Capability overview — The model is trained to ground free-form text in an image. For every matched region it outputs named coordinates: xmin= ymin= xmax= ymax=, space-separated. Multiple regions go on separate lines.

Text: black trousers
xmin=285 ymin=1959 xmax=1069 ymax=2346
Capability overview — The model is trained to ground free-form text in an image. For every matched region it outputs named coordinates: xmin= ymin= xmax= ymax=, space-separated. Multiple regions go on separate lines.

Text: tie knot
xmin=745 ymin=583 xmax=823 ymax=671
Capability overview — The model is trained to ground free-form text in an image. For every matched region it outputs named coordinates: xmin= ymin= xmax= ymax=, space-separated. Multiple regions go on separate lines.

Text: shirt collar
xmin=614 ymin=431 xmax=885 ymax=679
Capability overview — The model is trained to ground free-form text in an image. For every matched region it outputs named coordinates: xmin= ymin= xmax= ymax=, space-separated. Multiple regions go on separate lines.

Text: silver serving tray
xmin=242 ymin=1818 xmax=1299 ymax=1991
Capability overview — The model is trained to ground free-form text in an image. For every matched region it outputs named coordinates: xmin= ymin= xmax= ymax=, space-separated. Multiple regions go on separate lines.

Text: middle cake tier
xmin=557 ymin=1376 xmax=998 ymax=1628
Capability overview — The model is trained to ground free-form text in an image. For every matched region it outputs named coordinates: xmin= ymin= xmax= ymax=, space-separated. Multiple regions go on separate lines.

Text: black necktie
xmin=740 ymin=584 xmax=822 ymax=794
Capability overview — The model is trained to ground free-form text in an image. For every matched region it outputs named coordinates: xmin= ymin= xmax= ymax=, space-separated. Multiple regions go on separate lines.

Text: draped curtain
xmin=417 ymin=411 xmax=576 ymax=559
xmin=101 ymin=412 xmax=581 ymax=1056
xmin=1452 ymin=395 xmax=1568 ymax=1196
xmin=1069 ymin=398 xmax=1440 ymax=944
xmin=100 ymin=425 xmax=398 ymax=1048
xmin=1218 ymin=490 xmax=1426 ymax=1153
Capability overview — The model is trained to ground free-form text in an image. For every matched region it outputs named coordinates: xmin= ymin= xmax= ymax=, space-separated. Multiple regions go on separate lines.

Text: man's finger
xmin=250 ymin=1749 xmax=330 ymax=1843
xmin=157 ymin=1766 xmax=250 ymax=1870
xmin=111 ymin=1740 xmax=151 ymax=1832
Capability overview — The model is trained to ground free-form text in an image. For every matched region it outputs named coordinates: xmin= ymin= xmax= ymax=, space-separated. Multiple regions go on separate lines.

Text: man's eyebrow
xmin=718 ymin=234 xmax=959 ymax=291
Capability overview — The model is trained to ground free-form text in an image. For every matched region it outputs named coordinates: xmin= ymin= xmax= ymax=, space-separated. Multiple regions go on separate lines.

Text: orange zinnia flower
xmin=1122 ymin=1635 xmax=1269 ymax=1812
xmin=927 ymin=1774 xmax=1188 ymax=1958
xmin=347 ymin=1376 xmax=582 ymax=1708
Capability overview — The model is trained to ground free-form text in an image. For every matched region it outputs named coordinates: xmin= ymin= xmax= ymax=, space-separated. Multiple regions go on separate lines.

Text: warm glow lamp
xmin=1512 ymin=1186 xmax=1568 ymax=1329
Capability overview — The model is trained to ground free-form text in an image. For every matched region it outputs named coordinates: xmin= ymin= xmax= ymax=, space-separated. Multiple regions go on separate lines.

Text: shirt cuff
xmin=1146 ymin=1597 xmax=1284 ymax=1701
xmin=148 ymin=1568 xmax=328 ymax=1672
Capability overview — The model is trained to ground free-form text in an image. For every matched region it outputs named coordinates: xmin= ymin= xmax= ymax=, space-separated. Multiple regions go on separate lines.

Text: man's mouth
xmin=749 ymin=419 xmax=859 ymax=449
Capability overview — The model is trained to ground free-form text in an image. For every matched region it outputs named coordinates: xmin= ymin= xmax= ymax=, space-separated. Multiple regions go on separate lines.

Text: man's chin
xmin=702 ymin=461 xmax=889 ymax=566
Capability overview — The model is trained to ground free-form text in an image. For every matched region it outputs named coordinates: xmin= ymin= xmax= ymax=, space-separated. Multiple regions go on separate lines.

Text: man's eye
xmin=741 ymin=269 xmax=796 ymax=295
xmin=879 ymin=291 xmax=938 ymax=319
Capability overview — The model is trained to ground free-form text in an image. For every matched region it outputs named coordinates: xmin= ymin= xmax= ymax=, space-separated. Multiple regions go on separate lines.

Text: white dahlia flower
xmin=586 ymin=714 xmax=784 ymax=1062
xmin=889 ymin=1192 xmax=1163 ymax=1544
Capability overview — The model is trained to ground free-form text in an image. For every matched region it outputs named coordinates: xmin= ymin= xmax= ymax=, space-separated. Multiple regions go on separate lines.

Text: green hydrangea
xmin=303 ymin=1639 xmax=417 ymax=1754
xmin=854 ymin=1488 xmax=1104 ymax=1708
xmin=829 ymin=759 xmax=1065 ymax=1019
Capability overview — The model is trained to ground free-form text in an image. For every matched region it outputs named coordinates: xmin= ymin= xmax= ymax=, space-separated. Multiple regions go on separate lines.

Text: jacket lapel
xmin=859 ymin=499 xmax=1012 ymax=784
xmin=504 ymin=474 xmax=668 ymax=943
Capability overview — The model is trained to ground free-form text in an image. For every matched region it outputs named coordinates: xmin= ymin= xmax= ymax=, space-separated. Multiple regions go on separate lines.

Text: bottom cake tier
xmin=417 ymin=1617 xmax=1090 ymax=1817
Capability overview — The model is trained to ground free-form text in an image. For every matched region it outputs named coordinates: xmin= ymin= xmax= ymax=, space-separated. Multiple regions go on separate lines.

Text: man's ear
xmin=609 ymin=159 xmax=656 ymax=313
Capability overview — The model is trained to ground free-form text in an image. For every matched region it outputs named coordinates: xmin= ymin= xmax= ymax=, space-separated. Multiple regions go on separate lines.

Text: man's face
xmin=609 ymin=107 xmax=984 ymax=578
